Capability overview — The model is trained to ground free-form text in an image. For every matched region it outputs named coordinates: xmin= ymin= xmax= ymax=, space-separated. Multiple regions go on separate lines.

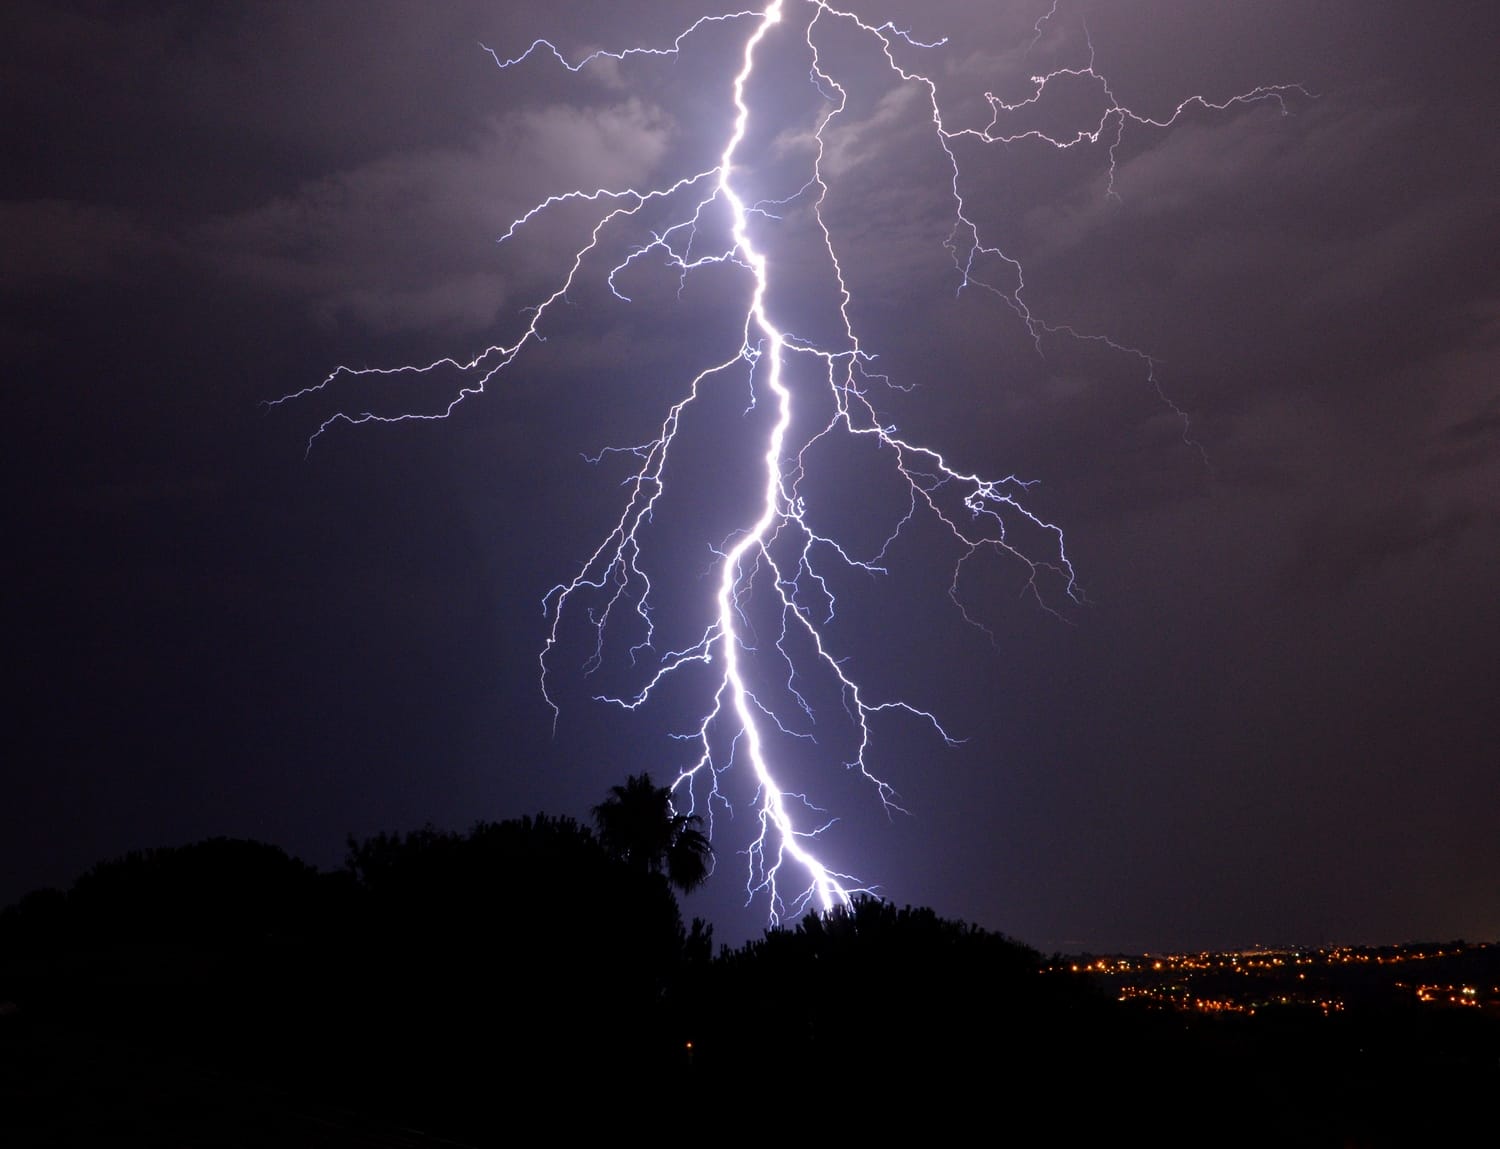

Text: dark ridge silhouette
xmin=0 ymin=816 xmax=692 ymax=1141
xmin=2 ymin=811 xmax=1496 ymax=1144
xmin=669 ymin=895 xmax=1120 ymax=1125
xmin=2 ymin=838 xmax=329 ymax=955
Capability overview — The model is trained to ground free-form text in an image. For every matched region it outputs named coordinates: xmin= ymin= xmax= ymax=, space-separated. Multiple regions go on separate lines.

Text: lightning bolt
xmin=271 ymin=3 xmax=1306 ymax=923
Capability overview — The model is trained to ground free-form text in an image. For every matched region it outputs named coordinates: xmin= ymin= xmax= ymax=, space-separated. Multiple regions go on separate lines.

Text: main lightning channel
xmin=711 ymin=0 xmax=856 ymax=915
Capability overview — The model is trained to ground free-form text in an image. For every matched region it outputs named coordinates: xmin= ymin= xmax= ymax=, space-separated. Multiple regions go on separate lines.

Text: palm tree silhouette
xmin=592 ymin=773 xmax=713 ymax=893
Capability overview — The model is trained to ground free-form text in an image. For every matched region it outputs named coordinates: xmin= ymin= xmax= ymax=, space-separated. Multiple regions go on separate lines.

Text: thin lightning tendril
xmin=272 ymin=2 xmax=1306 ymax=923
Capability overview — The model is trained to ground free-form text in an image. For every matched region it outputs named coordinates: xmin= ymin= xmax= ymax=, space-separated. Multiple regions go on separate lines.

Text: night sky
xmin=6 ymin=1 xmax=1497 ymax=954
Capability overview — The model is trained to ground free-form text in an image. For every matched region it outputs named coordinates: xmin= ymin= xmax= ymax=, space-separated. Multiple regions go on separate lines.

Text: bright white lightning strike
xmin=273 ymin=2 xmax=1305 ymax=923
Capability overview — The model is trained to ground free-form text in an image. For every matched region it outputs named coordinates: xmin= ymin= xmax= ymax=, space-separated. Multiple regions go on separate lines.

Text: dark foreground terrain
xmin=4 ymin=829 xmax=1496 ymax=1145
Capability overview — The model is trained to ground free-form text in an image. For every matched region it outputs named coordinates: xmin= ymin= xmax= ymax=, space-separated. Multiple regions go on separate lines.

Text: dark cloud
xmin=0 ymin=200 xmax=161 ymax=289
xmin=197 ymin=98 xmax=673 ymax=331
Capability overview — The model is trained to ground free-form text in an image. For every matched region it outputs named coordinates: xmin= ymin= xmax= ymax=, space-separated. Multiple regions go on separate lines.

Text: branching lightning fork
xmin=273 ymin=2 xmax=1306 ymax=923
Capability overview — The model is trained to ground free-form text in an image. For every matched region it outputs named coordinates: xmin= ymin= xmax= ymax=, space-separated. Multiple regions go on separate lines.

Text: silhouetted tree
xmin=337 ymin=812 xmax=689 ymax=1108
xmin=65 ymin=837 xmax=325 ymax=945
xmin=674 ymin=894 xmax=1120 ymax=1112
xmin=592 ymin=772 xmax=712 ymax=893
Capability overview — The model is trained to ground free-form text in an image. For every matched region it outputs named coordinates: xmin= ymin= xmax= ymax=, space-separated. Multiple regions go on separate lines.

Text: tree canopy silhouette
xmin=592 ymin=772 xmax=712 ymax=893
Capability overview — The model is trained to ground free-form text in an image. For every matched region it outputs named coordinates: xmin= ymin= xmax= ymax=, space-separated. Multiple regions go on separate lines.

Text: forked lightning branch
xmin=273 ymin=2 xmax=1304 ymax=922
